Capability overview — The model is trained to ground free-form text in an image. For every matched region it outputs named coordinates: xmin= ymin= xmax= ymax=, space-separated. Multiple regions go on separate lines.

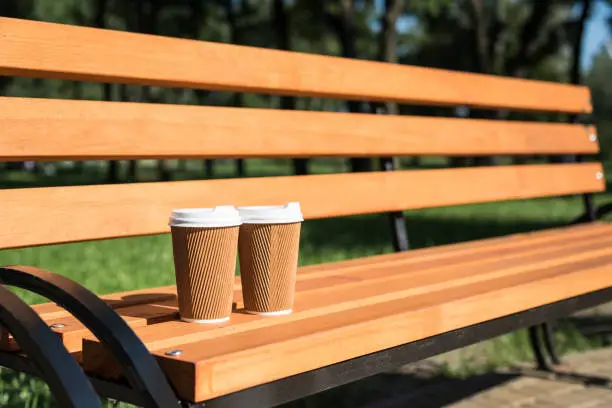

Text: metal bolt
xmin=49 ymin=323 xmax=65 ymax=329
xmin=596 ymin=172 xmax=604 ymax=181
xmin=589 ymin=133 xmax=597 ymax=142
xmin=165 ymin=349 xmax=183 ymax=357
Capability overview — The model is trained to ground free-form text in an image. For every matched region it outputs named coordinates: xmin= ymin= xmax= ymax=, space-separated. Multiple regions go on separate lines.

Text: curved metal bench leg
xmin=0 ymin=265 xmax=179 ymax=408
xmin=542 ymin=322 xmax=562 ymax=366
xmin=528 ymin=325 xmax=554 ymax=372
xmin=0 ymin=285 xmax=102 ymax=408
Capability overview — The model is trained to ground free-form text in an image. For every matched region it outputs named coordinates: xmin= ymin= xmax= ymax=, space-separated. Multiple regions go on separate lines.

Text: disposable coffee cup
xmin=169 ymin=206 xmax=242 ymax=323
xmin=237 ymin=202 xmax=303 ymax=315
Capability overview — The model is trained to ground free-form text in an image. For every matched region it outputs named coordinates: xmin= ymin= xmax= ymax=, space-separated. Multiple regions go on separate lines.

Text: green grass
xmin=1 ymin=159 xmax=611 ymax=407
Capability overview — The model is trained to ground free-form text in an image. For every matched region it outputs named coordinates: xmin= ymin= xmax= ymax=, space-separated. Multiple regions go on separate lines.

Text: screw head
xmin=596 ymin=172 xmax=604 ymax=181
xmin=49 ymin=323 xmax=65 ymax=329
xmin=589 ymin=133 xmax=598 ymax=142
xmin=165 ymin=349 xmax=183 ymax=357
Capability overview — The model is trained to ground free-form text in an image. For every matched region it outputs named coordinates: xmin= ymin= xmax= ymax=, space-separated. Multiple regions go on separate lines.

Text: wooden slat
xmin=174 ymin=261 xmax=612 ymax=401
xmin=80 ymin=227 xmax=612 ymax=401
xmin=8 ymin=222 xmax=606 ymax=354
xmin=15 ymin=299 xmax=178 ymax=354
xmin=83 ymin=225 xmax=612 ymax=363
xmin=0 ymin=163 xmax=603 ymax=249
xmin=29 ymin=285 xmax=177 ymax=321
xmin=0 ymin=17 xmax=591 ymax=113
xmin=0 ymin=97 xmax=598 ymax=161
xmin=18 ymin=222 xmax=611 ymax=339
xmin=24 ymin=224 xmax=612 ymax=350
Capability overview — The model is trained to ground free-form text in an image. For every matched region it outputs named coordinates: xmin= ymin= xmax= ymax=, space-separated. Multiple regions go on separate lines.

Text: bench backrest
xmin=0 ymin=17 xmax=603 ymax=249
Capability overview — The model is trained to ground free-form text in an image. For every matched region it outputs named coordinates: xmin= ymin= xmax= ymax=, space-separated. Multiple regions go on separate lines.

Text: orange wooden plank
xmin=14 ymin=223 xmax=608 ymax=354
xmin=0 ymin=97 xmax=598 ymax=161
xmin=0 ymin=301 xmax=176 ymax=354
xmin=89 ymin=230 xmax=612 ymax=354
xmin=175 ymin=260 xmax=612 ymax=401
xmin=45 ymin=299 xmax=178 ymax=353
xmin=295 ymin=222 xmax=612 ymax=278
xmin=28 ymin=285 xmax=177 ymax=321
xmin=82 ymin=228 xmax=612 ymax=382
xmin=84 ymin=252 xmax=612 ymax=401
xmin=25 ymin=222 xmax=612 ymax=322
xmin=0 ymin=17 xmax=591 ymax=113
xmin=5 ymin=222 xmax=602 ymax=354
xmin=87 ymin=232 xmax=612 ymax=367
xmin=0 ymin=164 xmax=603 ymax=249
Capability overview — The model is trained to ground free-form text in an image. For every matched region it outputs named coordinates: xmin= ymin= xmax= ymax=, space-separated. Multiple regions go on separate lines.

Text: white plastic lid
xmin=237 ymin=202 xmax=304 ymax=224
xmin=169 ymin=206 xmax=242 ymax=228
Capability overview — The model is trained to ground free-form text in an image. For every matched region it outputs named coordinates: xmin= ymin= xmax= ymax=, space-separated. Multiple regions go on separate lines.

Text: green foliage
xmin=587 ymin=47 xmax=612 ymax=158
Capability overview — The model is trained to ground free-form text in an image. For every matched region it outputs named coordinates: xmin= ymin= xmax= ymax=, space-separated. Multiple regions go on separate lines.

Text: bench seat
xmin=5 ymin=222 xmax=610 ymax=402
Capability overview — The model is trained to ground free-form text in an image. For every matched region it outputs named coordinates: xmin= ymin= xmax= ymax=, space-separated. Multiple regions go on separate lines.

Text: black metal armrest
xmin=0 ymin=265 xmax=179 ymax=408
xmin=0 ymin=284 xmax=102 ymax=408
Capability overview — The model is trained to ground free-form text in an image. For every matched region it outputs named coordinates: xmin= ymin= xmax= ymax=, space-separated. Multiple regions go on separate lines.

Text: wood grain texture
xmin=0 ymin=164 xmax=604 ymax=249
xmin=0 ymin=17 xmax=591 ymax=113
xmin=79 ymin=223 xmax=612 ymax=401
xmin=17 ymin=222 xmax=610 ymax=353
xmin=1 ymin=298 xmax=179 ymax=353
xmin=28 ymin=285 xmax=177 ymax=321
xmin=84 ymin=225 xmax=612 ymax=363
xmin=0 ymin=97 xmax=598 ymax=161
xmin=176 ymin=261 xmax=612 ymax=401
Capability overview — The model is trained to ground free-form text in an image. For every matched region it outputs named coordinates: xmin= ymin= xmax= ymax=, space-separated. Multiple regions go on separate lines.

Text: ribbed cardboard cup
xmin=170 ymin=207 xmax=241 ymax=323
xmin=238 ymin=203 xmax=303 ymax=315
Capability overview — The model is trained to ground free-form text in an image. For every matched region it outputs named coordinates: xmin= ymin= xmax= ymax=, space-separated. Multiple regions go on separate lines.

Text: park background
xmin=1 ymin=0 xmax=612 ymax=406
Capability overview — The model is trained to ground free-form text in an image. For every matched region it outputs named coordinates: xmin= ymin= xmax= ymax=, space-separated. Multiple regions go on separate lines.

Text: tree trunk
xmin=571 ymin=0 xmax=592 ymax=87
xmin=556 ymin=0 xmax=592 ymax=164
xmin=378 ymin=0 xmax=403 ymax=115
xmin=119 ymin=84 xmax=138 ymax=182
xmin=188 ymin=0 xmax=214 ymax=178
xmin=273 ymin=0 xmax=307 ymax=175
xmin=72 ymin=81 xmax=85 ymax=173
xmin=137 ymin=0 xmax=170 ymax=181
xmin=468 ymin=0 xmax=499 ymax=166
xmin=377 ymin=0 xmax=404 ymax=170
xmin=328 ymin=0 xmax=372 ymax=172
xmin=225 ymin=0 xmax=246 ymax=177
xmin=95 ymin=0 xmax=120 ymax=183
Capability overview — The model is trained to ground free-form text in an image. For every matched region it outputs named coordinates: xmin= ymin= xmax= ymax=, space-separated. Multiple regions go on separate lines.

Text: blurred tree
xmin=569 ymin=0 xmax=592 ymax=85
xmin=326 ymin=0 xmax=376 ymax=172
xmin=273 ymin=0 xmax=308 ymax=175
xmin=376 ymin=0 xmax=404 ymax=170
xmin=0 ymin=1 xmax=34 ymax=93
xmin=409 ymin=0 xmax=577 ymax=167
xmin=552 ymin=0 xmax=593 ymax=164
xmin=378 ymin=0 xmax=404 ymax=116
xmin=223 ymin=0 xmax=247 ymax=177
xmin=92 ymin=0 xmax=122 ymax=183
xmin=587 ymin=46 xmax=612 ymax=159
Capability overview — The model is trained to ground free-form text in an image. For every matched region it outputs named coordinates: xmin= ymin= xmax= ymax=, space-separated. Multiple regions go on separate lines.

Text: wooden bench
xmin=1 ymin=17 xmax=611 ymax=408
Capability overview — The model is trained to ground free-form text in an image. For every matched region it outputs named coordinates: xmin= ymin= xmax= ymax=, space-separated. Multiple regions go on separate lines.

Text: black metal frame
xmin=527 ymin=137 xmax=611 ymax=371
xmin=375 ymin=105 xmax=410 ymax=253
xmin=0 ymin=266 xmax=179 ymax=408
xmin=0 ymin=284 xmax=103 ymax=408
xmin=380 ymin=156 xmax=410 ymax=252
